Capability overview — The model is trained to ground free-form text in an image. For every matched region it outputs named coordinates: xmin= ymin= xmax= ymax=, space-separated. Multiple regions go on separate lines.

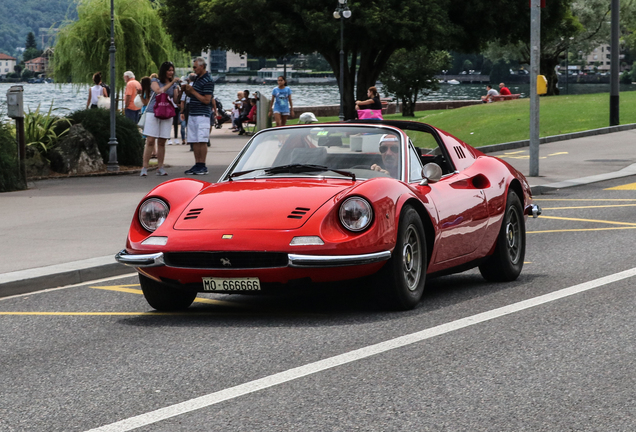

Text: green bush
xmin=63 ymin=109 xmax=144 ymax=166
xmin=0 ymin=121 xmax=24 ymax=192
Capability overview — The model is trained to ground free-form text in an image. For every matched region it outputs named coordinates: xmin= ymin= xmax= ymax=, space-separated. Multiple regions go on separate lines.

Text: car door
xmin=403 ymin=124 xmax=489 ymax=264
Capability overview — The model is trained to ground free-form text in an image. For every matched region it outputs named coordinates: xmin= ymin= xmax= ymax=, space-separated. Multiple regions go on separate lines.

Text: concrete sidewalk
xmin=2 ymin=125 xmax=636 ymax=297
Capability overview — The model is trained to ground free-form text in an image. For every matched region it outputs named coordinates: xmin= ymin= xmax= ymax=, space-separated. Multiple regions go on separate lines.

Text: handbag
xmin=134 ymin=94 xmax=143 ymax=109
xmin=137 ymin=110 xmax=147 ymax=128
xmin=97 ymin=95 xmax=110 ymax=109
xmin=154 ymin=92 xmax=176 ymax=119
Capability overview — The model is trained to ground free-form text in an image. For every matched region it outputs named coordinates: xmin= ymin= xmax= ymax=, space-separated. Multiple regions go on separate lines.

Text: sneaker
xmin=156 ymin=167 xmax=168 ymax=176
xmin=194 ymin=166 xmax=209 ymax=175
xmin=184 ymin=165 xmax=197 ymax=175
xmin=167 ymin=139 xmax=173 ymax=145
xmin=140 ymin=168 xmax=147 ymax=177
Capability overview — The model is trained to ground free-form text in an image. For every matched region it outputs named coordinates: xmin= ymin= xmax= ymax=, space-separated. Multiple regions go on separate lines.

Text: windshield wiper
xmin=264 ymin=164 xmax=356 ymax=181
xmin=228 ymin=167 xmax=266 ymax=180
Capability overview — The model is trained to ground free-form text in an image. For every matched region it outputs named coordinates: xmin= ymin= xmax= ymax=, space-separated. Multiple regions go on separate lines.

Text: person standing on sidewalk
xmin=269 ymin=76 xmax=293 ymax=127
xmin=183 ymin=57 xmax=216 ymax=175
xmin=123 ymin=71 xmax=142 ymax=123
xmin=140 ymin=61 xmax=181 ymax=177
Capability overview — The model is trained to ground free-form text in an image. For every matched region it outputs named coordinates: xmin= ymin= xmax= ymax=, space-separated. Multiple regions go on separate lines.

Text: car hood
xmin=173 ymin=179 xmax=353 ymax=230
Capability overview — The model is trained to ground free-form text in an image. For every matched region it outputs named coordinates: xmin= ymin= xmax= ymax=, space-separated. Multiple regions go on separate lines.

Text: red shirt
xmin=499 ymin=86 xmax=511 ymax=96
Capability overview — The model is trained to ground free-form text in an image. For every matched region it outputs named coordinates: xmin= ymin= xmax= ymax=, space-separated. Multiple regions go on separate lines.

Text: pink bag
xmin=357 ymin=109 xmax=383 ymax=120
xmin=154 ymin=93 xmax=176 ymax=119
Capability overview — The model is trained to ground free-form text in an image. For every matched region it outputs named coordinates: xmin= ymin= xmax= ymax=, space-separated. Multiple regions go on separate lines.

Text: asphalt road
xmin=2 ymin=176 xmax=636 ymax=432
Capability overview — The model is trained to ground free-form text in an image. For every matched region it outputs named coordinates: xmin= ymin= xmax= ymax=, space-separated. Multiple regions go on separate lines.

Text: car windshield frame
xmin=221 ymin=125 xmax=407 ymax=182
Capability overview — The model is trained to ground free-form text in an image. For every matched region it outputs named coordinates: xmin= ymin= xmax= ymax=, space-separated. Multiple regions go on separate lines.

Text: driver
xmin=370 ymin=134 xmax=400 ymax=178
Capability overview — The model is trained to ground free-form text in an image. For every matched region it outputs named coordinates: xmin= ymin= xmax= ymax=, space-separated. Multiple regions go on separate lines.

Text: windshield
xmin=227 ymin=126 xmax=403 ymax=180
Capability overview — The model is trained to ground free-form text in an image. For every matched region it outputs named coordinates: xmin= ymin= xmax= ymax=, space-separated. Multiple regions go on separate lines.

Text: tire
xmin=479 ymin=190 xmax=525 ymax=282
xmin=380 ymin=206 xmax=427 ymax=310
xmin=139 ymin=274 xmax=197 ymax=311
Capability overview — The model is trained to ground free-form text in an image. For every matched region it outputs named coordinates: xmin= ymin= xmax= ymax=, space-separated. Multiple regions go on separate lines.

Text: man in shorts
xmin=183 ymin=57 xmax=216 ymax=175
xmin=123 ymin=71 xmax=141 ymax=123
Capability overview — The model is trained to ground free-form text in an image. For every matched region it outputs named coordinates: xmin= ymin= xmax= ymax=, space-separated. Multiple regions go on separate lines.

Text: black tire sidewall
xmin=386 ymin=206 xmax=427 ymax=309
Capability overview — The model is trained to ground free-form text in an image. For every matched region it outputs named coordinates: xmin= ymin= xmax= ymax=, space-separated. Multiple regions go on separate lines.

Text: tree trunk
xmin=541 ymin=56 xmax=560 ymax=96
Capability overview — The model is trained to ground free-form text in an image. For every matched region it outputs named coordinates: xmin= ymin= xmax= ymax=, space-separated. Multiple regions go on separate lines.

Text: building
xmin=584 ymin=44 xmax=625 ymax=73
xmin=226 ymin=51 xmax=248 ymax=72
xmin=0 ymin=53 xmax=17 ymax=78
xmin=25 ymin=56 xmax=48 ymax=74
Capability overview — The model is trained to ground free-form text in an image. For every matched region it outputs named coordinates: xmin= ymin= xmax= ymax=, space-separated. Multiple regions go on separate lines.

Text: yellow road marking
xmin=534 ymin=198 xmax=636 ymax=201
xmin=90 ymin=285 xmax=247 ymax=308
xmin=539 ymin=215 xmax=636 ymax=227
xmin=605 ymin=182 xmax=636 ymax=191
xmin=547 ymin=152 xmax=569 ymax=156
xmin=541 ymin=204 xmax=636 ymax=210
xmin=529 ymin=227 xmax=636 ymax=234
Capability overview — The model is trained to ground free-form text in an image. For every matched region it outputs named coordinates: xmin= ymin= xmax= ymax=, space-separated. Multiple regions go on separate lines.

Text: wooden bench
xmin=491 ymin=94 xmax=521 ymax=102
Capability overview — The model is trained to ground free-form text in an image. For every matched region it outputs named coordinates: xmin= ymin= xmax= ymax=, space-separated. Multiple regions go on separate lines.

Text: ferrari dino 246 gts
xmin=116 ymin=120 xmax=540 ymax=311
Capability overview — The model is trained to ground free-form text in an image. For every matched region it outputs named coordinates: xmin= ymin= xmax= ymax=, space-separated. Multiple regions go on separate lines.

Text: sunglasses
xmin=379 ymin=144 xmax=399 ymax=154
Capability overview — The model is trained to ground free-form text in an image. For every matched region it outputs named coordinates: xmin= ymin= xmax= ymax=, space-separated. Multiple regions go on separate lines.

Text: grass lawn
xmin=287 ymin=91 xmax=636 ymax=148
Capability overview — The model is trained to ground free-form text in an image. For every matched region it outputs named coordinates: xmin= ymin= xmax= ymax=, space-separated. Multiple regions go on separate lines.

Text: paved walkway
xmin=1 ymin=125 xmax=635 ymax=297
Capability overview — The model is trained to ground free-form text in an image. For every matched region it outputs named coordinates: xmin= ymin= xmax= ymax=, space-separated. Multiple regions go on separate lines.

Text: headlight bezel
xmin=138 ymin=198 xmax=170 ymax=232
xmin=339 ymin=196 xmax=373 ymax=232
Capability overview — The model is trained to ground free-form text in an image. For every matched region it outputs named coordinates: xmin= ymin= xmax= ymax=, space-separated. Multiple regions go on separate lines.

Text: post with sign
xmin=6 ymin=85 xmax=26 ymax=187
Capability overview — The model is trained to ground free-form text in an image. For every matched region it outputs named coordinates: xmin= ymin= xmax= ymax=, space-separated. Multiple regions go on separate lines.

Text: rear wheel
xmin=380 ymin=206 xmax=427 ymax=310
xmin=139 ymin=274 xmax=197 ymax=311
xmin=479 ymin=190 xmax=525 ymax=282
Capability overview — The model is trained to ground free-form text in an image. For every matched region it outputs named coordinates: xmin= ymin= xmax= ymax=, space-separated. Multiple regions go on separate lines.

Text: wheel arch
xmin=402 ymin=197 xmax=435 ymax=268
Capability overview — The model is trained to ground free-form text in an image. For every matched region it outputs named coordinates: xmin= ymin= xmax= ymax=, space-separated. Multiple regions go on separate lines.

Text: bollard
xmin=6 ymin=85 xmax=25 ymax=186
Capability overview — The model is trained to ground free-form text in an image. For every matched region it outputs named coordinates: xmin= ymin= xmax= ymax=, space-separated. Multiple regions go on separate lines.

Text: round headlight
xmin=139 ymin=198 xmax=169 ymax=232
xmin=339 ymin=197 xmax=373 ymax=232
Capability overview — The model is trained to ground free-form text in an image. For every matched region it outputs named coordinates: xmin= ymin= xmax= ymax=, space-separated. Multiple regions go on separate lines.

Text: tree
xmin=380 ymin=48 xmax=451 ymax=116
xmin=483 ymin=0 xmax=615 ymax=95
xmin=23 ymin=47 xmax=42 ymax=63
xmin=26 ymin=32 xmax=37 ymax=50
xmin=53 ymin=0 xmax=188 ymax=91
xmin=160 ymin=0 xmax=536 ymax=119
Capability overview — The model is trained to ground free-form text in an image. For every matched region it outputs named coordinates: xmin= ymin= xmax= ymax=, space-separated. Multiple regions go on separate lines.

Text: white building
xmin=0 ymin=53 xmax=17 ymax=78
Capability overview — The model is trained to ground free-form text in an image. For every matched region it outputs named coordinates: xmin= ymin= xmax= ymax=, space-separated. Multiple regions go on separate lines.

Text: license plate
xmin=202 ymin=277 xmax=261 ymax=292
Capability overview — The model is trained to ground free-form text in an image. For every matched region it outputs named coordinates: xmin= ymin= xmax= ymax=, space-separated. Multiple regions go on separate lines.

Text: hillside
xmin=0 ymin=0 xmax=76 ymax=56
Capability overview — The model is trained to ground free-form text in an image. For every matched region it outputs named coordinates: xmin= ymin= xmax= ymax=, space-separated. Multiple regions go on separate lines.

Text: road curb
xmin=478 ymin=122 xmax=636 ymax=154
xmin=0 ymin=256 xmax=133 ymax=298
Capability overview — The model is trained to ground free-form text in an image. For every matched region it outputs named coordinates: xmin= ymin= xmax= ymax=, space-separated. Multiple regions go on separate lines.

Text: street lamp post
xmin=333 ymin=0 xmax=351 ymax=122
xmin=107 ymin=0 xmax=119 ymax=172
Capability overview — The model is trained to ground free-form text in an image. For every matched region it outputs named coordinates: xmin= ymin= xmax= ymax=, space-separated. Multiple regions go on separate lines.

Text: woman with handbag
xmin=86 ymin=72 xmax=108 ymax=109
xmin=140 ymin=62 xmax=181 ymax=177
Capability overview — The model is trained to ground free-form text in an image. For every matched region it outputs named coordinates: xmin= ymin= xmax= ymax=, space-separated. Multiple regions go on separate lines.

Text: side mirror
xmin=419 ymin=163 xmax=443 ymax=186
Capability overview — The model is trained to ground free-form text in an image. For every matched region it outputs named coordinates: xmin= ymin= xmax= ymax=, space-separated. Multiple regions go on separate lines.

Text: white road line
xmin=85 ymin=267 xmax=636 ymax=432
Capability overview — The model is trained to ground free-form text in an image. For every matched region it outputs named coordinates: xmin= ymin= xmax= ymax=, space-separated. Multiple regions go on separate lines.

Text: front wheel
xmin=379 ymin=206 xmax=427 ymax=310
xmin=479 ymin=190 xmax=526 ymax=282
xmin=139 ymin=274 xmax=197 ymax=311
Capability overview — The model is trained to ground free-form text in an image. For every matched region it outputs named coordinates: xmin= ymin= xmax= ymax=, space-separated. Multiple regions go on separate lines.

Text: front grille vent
xmin=163 ymin=252 xmax=288 ymax=269
xmin=287 ymin=207 xmax=311 ymax=219
xmin=184 ymin=208 xmax=203 ymax=220
xmin=454 ymin=146 xmax=466 ymax=159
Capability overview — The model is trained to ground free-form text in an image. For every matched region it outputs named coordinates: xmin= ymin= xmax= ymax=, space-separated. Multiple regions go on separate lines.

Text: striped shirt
xmin=189 ymin=72 xmax=214 ymax=117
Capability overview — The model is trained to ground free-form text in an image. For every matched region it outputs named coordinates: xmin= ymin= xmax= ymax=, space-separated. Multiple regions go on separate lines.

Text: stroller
xmin=213 ymin=98 xmax=232 ymax=129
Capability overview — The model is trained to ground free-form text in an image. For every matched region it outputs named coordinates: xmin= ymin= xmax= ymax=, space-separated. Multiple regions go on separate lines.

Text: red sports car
xmin=116 ymin=120 xmax=540 ymax=311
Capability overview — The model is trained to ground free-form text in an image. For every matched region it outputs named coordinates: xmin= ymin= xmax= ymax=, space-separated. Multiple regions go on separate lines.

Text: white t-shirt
xmin=90 ymin=84 xmax=103 ymax=106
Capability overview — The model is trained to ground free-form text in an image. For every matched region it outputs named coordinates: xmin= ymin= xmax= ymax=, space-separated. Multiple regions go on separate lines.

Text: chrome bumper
xmin=115 ymin=249 xmax=391 ymax=269
xmin=288 ymin=251 xmax=391 ymax=267
xmin=115 ymin=250 xmax=165 ymax=267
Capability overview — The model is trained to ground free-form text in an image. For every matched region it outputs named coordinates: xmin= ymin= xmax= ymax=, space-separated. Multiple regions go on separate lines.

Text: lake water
xmin=0 ymin=82 xmax=634 ymax=114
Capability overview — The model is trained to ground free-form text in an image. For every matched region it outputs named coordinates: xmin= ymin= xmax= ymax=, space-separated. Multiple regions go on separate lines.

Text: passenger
xmin=370 ymin=134 xmax=400 ymax=178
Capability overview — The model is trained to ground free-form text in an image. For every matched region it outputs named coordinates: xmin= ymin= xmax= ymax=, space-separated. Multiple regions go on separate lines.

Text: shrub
xmin=24 ymin=102 xmax=71 ymax=160
xmin=0 ymin=120 xmax=24 ymax=192
xmin=62 ymin=109 xmax=144 ymax=166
